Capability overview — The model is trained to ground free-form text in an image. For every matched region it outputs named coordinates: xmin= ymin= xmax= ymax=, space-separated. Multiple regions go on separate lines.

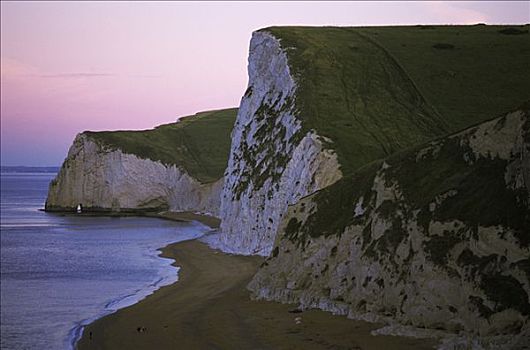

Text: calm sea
xmin=0 ymin=172 xmax=209 ymax=350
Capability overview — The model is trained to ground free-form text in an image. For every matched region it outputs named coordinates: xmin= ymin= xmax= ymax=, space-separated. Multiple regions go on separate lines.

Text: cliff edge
xmin=45 ymin=108 xmax=237 ymax=216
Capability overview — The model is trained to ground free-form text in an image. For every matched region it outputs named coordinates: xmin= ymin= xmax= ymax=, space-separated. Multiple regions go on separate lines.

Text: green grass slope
xmin=85 ymin=108 xmax=238 ymax=183
xmin=264 ymin=25 xmax=530 ymax=176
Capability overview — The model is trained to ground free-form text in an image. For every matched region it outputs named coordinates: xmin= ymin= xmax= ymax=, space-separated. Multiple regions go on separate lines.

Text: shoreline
xmin=67 ymin=250 xmax=181 ymax=350
xmin=44 ymin=209 xmax=221 ymax=229
xmin=65 ymin=221 xmax=206 ymax=350
xmin=40 ymin=209 xmax=218 ymax=349
xmin=77 ymin=239 xmax=438 ymax=350
xmin=154 ymin=211 xmax=220 ymax=229
xmin=58 ymin=212 xmax=216 ymax=349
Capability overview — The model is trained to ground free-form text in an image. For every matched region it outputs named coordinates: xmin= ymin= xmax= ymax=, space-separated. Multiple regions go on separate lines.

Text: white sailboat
xmin=76 ymin=204 xmax=82 ymax=213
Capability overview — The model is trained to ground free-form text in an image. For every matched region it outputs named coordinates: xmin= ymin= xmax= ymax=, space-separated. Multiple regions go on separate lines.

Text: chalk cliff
xmin=216 ymin=31 xmax=342 ymax=255
xmin=46 ymin=108 xmax=237 ymax=216
xmin=215 ymin=26 xmax=463 ymax=255
xmin=249 ymin=105 xmax=530 ymax=348
xmin=46 ymin=134 xmax=223 ymax=215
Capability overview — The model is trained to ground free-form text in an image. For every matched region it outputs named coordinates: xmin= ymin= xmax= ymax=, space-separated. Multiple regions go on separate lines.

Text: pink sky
xmin=1 ymin=1 xmax=528 ymax=166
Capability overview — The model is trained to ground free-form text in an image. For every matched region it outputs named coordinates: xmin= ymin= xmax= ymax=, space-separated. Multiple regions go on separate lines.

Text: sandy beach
xmin=77 ymin=239 xmax=437 ymax=350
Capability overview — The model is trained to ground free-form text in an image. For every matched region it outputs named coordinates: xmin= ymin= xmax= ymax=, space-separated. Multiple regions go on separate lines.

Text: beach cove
xmin=0 ymin=172 xmax=212 ymax=350
xmin=77 ymin=239 xmax=437 ymax=350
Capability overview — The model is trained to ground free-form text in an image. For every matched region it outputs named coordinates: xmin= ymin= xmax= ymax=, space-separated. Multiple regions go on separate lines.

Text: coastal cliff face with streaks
xmin=249 ymin=107 xmax=530 ymax=348
xmin=46 ymin=133 xmax=223 ymax=215
xmin=46 ymin=108 xmax=237 ymax=216
xmin=217 ymin=31 xmax=342 ymax=256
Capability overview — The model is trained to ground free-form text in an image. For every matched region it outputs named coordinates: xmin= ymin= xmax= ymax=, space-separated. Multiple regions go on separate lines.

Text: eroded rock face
xmin=216 ymin=31 xmax=342 ymax=256
xmin=248 ymin=107 xmax=530 ymax=348
xmin=46 ymin=134 xmax=222 ymax=216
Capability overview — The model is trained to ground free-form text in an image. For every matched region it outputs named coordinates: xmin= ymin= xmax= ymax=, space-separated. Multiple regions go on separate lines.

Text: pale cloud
xmin=37 ymin=73 xmax=114 ymax=79
xmin=1 ymin=57 xmax=114 ymax=79
xmin=422 ymin=2 xmax=488 ymax=24
xmin=0 ymin=57 xmax=38 ymax=77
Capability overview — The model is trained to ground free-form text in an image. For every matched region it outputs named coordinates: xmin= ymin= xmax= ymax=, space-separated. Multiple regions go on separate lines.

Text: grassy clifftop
xmin=263 ymin=24 xmax=530 ymax=176
xmin=85 ymin=108 xmax=238 ymax=183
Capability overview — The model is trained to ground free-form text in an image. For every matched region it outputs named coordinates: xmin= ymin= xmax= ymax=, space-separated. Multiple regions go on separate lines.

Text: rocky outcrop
xmin=46 ymin=133 xmax=223 ymax=216
xmin=216 ymin=31 xmax=342 ymax=255
xmin=248 ymin=106 xmax=530 ymax=348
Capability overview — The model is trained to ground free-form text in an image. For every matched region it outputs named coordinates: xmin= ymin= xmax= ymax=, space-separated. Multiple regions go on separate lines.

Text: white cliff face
xmin=215 ymin=31 xmax=342 ymax=256
xmin=248 ymin=109 xmax=530 ymax=349
xmin=46 ymin=134 xmax=222 ymax=216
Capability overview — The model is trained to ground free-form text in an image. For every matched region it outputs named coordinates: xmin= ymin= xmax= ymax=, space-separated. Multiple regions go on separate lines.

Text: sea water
xmin=0 ymin=172 xmax=210 ymax=350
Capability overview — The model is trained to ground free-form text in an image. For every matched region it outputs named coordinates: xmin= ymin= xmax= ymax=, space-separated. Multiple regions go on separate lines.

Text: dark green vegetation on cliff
xmin=263 ymin=25 xmax=530 ymax=176
xmin=289 ymin=104 xmax=529 ymax=248
xmin=85 ymin=108 xmax=237 ymax=183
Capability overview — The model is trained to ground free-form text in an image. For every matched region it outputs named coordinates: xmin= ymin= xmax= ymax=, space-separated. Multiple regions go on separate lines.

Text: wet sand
xmin=156 ymin=211 xmax=221 ymax=229
xmin=77 ymin=240 xmax=437 ymax=350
